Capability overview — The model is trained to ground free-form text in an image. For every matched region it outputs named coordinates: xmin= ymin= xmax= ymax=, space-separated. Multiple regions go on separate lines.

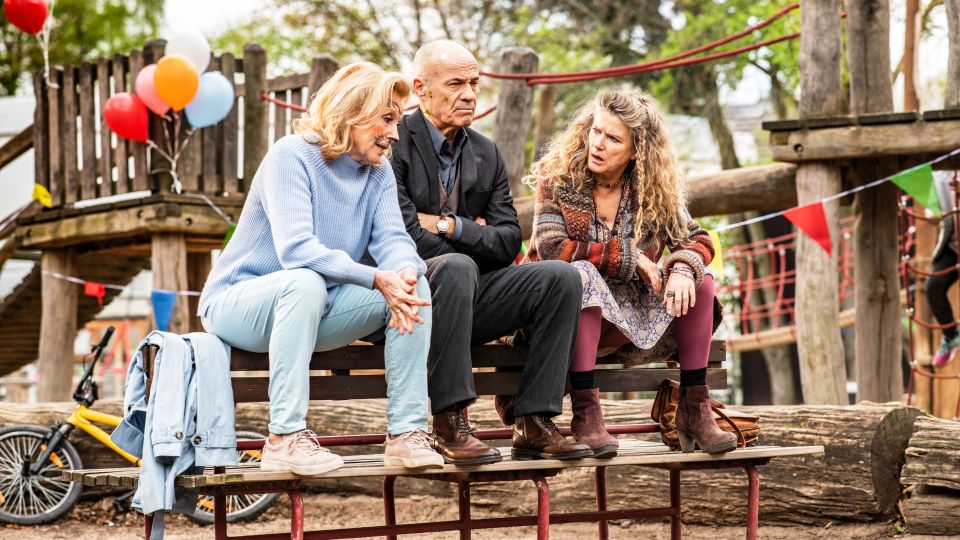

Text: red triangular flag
xmin=84 ymin=281 xmax=106 ymax=306
xmin=783 ymin=202 xmax=832 ymax=256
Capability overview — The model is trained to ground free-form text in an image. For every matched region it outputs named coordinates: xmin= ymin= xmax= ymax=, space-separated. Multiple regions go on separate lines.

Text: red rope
xmin=261 ymin=91 xmax=308 ymax=112
xmin=481 ymin=3 xmax=800 ymax=85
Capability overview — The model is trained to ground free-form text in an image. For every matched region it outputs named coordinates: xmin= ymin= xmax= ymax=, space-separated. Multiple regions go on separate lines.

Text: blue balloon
xmin=184 ymin=72 xmax=235 ymax=129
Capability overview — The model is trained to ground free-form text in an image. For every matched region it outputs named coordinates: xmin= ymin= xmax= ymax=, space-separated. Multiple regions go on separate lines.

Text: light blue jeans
xmin=201 ymin=269 xmax=431 ymax=436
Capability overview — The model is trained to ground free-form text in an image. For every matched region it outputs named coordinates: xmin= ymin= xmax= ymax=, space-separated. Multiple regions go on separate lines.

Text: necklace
xmin=596 ymin=178 xmax=621 ymax=189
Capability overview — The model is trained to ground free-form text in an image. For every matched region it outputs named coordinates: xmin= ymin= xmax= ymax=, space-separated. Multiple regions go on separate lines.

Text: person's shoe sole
xmin=384 ymin=455 xmax=445 ymax=469
xmin=439 ymin=453 xmax=503 ymax=465
xmin=591 ymin=444 xmax=619 ymax=459
xmin=260 ymin=456 xmax=344 ymax=476
xmin=510 ymin=448 xmax=594 ymax=460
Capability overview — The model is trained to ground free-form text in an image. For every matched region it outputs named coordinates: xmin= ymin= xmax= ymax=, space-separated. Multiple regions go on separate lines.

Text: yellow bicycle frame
xmin=66 ymin=405 xmax=141 ymax=466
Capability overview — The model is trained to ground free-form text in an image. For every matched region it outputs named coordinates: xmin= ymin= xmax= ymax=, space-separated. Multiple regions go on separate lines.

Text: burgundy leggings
xmin=570 ymin=275 xmax=716 ymax=372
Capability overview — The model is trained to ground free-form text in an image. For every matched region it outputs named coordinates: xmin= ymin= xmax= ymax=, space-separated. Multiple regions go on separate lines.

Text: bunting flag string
xmin=41 ymin=270 xmax=201 ymax=296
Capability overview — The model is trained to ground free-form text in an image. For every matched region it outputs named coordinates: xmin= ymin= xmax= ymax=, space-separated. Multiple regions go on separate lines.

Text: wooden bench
xmin=64 ymin=341 xmax=824 ymax=540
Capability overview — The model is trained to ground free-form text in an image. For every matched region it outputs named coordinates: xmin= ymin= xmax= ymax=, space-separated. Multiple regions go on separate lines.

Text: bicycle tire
xmin=189 ymin=431 xmax=279 ymax=525
xmin=0 ymin=424 xmax=83 ymax=525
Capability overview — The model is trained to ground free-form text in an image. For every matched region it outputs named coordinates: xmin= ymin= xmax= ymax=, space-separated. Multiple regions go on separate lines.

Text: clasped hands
xmin=417 ymin=213 xmax=486 ymax=237
xmin=635 ymin=253 xmax=696 ymax=317
xmin=374 ymin=267 xmax=429 ymax=336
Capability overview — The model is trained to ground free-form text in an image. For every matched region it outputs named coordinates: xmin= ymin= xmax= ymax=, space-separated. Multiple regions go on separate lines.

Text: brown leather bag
xmin=650 ymin=379 xmax=760 ymax=451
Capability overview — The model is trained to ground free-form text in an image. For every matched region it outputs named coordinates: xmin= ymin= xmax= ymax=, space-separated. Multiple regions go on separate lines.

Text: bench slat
xmin=229 ymin=341 xmax=726 ymax=372
xmin=231 ymin=368 xmax=726 ymax=402
xmin=63 ymin=441 xmax=824 ymax=490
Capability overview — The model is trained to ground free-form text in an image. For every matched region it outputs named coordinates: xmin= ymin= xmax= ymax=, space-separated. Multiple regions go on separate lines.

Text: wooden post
xmin=492 ymin=48 xmax=539 ymax=199
xmin=243 ymin=44 xmax=269 ymax=185
xmin=32 ymin=73 xmax=48 ymax=203
xmin=947 ymin=0 xmax=960 ymax=108
xmin=846 ymin=0 xmax=902 ymax=402
xmin=37 ymin=249 xmax=78 ymax=401
xmin=308 ymin=54 xmax=339 ymax=99
xmin=187 ymin=252 xmax=212 ymax=333
xmin=794 ymin=0 xmax=847 ymax=405
xmin=533 ymin=85 xmax=555 ymax=161
xmin=151 ymin=234 xmax=191 ymax=334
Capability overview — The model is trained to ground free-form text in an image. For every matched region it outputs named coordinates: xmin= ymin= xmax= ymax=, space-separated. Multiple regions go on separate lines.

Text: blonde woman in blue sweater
xmin=199 ymin=63 xmax=443 ymax=474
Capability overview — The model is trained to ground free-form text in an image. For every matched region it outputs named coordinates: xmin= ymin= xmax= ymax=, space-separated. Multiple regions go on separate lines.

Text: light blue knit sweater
xmin=199 ymin=134 xmax=426 ymax=316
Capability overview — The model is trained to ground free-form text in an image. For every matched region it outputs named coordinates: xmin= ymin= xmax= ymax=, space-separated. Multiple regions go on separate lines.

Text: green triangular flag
xmin=891 ymin=163 xmax=941 ymax=218
xmin=222 ymin=223 xmax=237 ymax=249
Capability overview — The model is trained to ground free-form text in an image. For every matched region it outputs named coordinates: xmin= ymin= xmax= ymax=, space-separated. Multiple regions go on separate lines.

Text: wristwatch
xmin=436 ymin=217 xmax=450 ymax=236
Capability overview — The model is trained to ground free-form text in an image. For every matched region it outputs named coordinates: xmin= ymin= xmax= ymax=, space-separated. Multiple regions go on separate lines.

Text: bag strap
xmin=712 ymin=404 xmax=746 ymax=448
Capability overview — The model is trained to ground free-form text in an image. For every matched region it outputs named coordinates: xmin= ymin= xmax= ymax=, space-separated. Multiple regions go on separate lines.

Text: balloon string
xmin=39 ymin=0 xmax=58 ymax=89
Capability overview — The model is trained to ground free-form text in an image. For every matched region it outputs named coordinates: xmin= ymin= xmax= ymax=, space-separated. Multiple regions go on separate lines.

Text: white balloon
xmin=166 ymin=32 xmax=211 ymax=73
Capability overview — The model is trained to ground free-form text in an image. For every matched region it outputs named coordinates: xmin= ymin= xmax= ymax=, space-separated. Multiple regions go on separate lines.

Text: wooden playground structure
xmin=0 ymin=0 xmax=958 ymax=420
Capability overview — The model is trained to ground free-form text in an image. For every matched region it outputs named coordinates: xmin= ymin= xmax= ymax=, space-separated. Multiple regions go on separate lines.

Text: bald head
xmin=412 ymin=40 xmax=480 ymax=139
xmin=413 ymin=40 xmax=478 ymax=82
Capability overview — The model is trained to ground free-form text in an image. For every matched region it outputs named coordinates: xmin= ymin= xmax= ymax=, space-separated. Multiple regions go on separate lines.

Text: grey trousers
xmin=424 ymin=253 xmax=582 ymax=417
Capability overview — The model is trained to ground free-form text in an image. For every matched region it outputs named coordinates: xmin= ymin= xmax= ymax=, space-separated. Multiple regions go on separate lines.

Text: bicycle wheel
xmin=189 ymin=431 xmax=280 ymax=525
xmin=0 ymin=425 xmax=83 ymax=525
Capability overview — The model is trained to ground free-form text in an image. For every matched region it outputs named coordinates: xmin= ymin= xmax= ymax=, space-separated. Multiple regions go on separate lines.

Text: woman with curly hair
xmin=524 ymin=88 xmax=735 ymax=456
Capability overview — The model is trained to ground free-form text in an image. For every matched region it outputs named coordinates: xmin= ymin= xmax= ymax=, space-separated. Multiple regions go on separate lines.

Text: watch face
xmin=437 ymin=219 xmax=449 ymax=233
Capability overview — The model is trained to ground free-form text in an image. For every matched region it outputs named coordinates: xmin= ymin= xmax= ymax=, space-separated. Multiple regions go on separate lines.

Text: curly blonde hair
xmin=293 ymin=62 xmax=410 ymax=161
xmin=527 ymin=88 xmax=688 ymax=245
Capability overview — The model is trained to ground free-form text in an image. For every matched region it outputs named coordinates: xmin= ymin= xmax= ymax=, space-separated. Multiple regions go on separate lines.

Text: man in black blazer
xmin=390 ymin=40 xmax=590 ymax=464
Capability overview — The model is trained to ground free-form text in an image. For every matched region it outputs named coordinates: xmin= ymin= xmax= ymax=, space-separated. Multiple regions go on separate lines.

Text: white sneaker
xmin=260 ymin=429 xmax=344 ymax=476
xmin=384 ymin=429 xmax=444 ymax=469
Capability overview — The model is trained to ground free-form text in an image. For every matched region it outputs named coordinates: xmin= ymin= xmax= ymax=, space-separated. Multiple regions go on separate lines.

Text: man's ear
xmin=413 ymin=78 xmax=428 ymax=99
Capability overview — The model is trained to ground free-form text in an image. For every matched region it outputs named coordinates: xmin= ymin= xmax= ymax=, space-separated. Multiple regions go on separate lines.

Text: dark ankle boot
xmin=493 ymin=395 xmax=515 ymax=426
xmin=432 ymin=409 xmax=502 ymax=465
xmin=512 ymin=414 xmax=593 ymax=460
xmin=570 ymin=388 xmax=618 ymax=458
xmin=675 ymin=385 xmax=736 ymax=454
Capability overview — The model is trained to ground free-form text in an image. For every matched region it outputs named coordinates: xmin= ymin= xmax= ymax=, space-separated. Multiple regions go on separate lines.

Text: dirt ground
xmin=0 ymin=492 xmax=951 ymax=540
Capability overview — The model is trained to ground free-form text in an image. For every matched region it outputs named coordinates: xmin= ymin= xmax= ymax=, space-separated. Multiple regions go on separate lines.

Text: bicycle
xmin=0 ymin=326 xmax=278 ymax=525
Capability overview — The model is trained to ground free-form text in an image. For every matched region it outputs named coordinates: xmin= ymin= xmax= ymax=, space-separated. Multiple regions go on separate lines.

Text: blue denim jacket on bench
xmin=111 ymin=331 xmax=237 ymax=536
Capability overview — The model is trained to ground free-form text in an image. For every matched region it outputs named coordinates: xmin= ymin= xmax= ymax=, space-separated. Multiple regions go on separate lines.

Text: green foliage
xmin=0 ymin=0 xmax=163 ymax=96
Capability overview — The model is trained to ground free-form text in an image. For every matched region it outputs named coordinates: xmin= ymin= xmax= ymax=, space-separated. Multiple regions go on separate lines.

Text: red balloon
xmin=104 ymin=93 xmax=149 ymax=143
xmin=3 ymin=0 xmax=48 ymax=35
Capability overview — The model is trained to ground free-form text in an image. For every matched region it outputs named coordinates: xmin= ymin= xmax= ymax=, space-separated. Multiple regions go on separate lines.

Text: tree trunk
xmin=904 ymin=0 xmax=922 ymax=111
xmin=846 ymin=0 xmax=902 ymax=403
xmin=795 ymin=0 xmax=847 ymax=405
xmin=947 ymin=0 xmax=960 ymax=108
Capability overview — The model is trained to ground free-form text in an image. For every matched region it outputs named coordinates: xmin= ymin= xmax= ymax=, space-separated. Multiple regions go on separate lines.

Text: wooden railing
xmin=28 ymin=40 xmax=340 ymax=209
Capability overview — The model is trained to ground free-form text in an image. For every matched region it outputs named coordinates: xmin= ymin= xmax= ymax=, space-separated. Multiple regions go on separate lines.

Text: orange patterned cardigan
xmin=524 ymin=180 xmax=715 ymax=287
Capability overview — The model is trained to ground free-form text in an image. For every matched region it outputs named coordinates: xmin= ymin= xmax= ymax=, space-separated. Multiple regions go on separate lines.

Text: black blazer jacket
xmin=390 ymin=109 xmax=521 ymax=274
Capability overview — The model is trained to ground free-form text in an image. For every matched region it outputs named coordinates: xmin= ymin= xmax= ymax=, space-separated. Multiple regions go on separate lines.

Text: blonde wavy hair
xmin=527 ymin=88 xmax=687 ymax=245
xmin=293 ymin=62 xmax=410 ymax=161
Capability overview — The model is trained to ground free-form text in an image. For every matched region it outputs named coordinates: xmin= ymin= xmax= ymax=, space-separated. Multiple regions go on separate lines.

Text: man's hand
xmin=417 ymin=212 xmax=456 ymax=238
xmin=474 ymin=216 xmax=486 ymax=226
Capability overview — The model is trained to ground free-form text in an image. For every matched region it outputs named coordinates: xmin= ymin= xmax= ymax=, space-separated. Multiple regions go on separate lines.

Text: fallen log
xmin=0 ymin=399 xmax=921 ymax=525
xmin=901 ymin=415 xmax=960 ymax=535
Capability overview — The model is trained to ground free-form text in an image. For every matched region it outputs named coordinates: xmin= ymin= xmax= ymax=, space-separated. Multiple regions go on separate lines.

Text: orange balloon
xmin=154 ymin=54 xmax=199 ymax=111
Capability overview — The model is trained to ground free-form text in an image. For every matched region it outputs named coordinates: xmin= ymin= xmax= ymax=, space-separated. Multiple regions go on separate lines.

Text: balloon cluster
xmin=102 ymin=32 xmax=235 ymax=193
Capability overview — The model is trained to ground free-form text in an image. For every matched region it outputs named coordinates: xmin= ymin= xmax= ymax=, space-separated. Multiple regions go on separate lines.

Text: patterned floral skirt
xmin=571 ymin=260 xmax=721 ymax=366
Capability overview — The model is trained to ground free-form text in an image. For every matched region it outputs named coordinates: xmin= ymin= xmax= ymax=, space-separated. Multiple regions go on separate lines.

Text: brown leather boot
xmin=431 ymin=409 xmax=502 ymax=465
xmin=493 ymin=395 xmax=515 ymax=426
xmin=675 ymin=385 xmax=736 ymax=454
xmin=512 ymin=414 xmax=593 ymax=460
xmin=570 ymin=388 xmax=618 ymax=458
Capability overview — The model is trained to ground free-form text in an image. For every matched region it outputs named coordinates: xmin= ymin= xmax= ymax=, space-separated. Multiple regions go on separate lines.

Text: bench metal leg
xmin=595 ymin=466 xmax=609 ymax=540
xmin=289 ymin=489 xmax=305 ymax=540
xmin=670 ymin=469 xmax=681 ymax=540
xmin=213 ymin=488 xmax=228 ymax=540
xmin=383 ymin=475 xmax=397 ymax=540
xmin=744 ymin=463 xmax=760 ymax=540
xmin=458 ymin=480 xmax=472 ymax=540
xmin=534 ymin=474 xmax=550 ymax=540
